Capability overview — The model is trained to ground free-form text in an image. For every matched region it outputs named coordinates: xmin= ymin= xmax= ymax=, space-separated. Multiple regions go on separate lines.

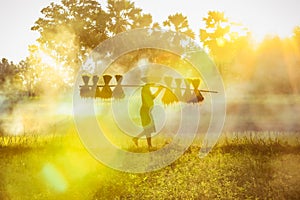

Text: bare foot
xmin=148 ymin=146 xmax=156 ymax=152
xmin=132 ymin=137 xmax=138 ymax=146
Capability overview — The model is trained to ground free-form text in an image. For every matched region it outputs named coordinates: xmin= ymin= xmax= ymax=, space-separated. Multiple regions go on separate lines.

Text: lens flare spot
xmin=42 ymin=163 xmax=68 ymax=192
xmin=216 ymin=38 xmax=225 ymax=47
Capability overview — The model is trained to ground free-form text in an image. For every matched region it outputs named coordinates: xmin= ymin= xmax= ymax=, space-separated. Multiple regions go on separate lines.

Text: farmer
xmin=132 ymin=79 xmax=163 ymax=150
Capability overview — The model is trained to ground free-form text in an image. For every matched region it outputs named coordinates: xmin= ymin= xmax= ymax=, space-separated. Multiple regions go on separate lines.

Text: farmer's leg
xmin=133 ymin=108 xmax=151 ymax=146
xmin=145 ymin=131 xmax=152 ymax=148
xmin=132 ymin=128 xmax=151 ymax=147
xmin=132 ymin=128 xmax=148 ymax=146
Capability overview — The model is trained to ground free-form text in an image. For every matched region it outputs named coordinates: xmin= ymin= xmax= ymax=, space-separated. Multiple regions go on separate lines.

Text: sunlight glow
xmin=36 ymin=49 xmax=73 ymax=85
xmin=8 ymin=116 xmax=24 ymax=136
xmin=38 ymin=51 xmax=58 ymax=69
xmin=216 ymin=38 xmax=225 ymax=47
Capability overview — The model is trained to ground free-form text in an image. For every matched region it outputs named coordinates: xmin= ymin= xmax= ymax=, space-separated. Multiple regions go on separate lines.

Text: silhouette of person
xmin=132 ymin=81 xmax=163 ymax=149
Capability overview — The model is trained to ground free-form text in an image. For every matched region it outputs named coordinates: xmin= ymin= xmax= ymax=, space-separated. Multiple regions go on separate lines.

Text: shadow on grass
xmin=0 ymin=146 xmax=44 ymax=200
xmin=219 ymin=139 xmax=300 ymax=155
xmin=92 ymin=139 xmax=300 ymax=199
xmin=0 ymin=175 xmax=6 ymax=200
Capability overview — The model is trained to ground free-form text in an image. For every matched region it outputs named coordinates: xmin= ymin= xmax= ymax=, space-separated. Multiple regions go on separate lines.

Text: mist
xmin=1 ymin=34 xmax=300 ymax=139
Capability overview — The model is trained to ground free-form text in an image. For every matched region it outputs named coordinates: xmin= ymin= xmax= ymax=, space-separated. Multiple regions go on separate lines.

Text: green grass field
xmin=1 ymin=132 xmax=300 ymax=200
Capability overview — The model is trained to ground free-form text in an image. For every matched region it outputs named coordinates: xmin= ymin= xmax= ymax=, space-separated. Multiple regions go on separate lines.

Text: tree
xmin=250 ymin=36 xmax=293 ymax=94
xmin=157 ymin=13 xmax=197 ymax=71
xmin=101 ymin=0 xmax=153 ymax=70
xmin=162 ymin=13 xmax=195 ymax=50
xmin=107 ymin=0 xmax=152 ymax=35
xmin=0 ymin=58 xmax=18 ymax=88
xmin=293 ymin=26 xmax=300 ymax=49
xmin=25 ymin=45 xmax=73 ymax=97
xmin=31 ymin=0 xmax=153 ymax=81
xmin=163 ymin=13 xmax=195 ymax=39
xmin=0 ymin=58 xmax=34 ymax=97
xmin=17 ymin=58 xmax=39 ymax=97
xmin=199 ymin=11 xmax=250 ymax=81
xmin=31 ymin=0 xmax=109 ymax=73
xmin=281 ymin=27 xmax=300 ymax=93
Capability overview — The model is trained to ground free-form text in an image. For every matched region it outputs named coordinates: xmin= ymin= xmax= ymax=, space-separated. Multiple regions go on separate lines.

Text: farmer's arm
xmin=152 ymin=85 xmax=164 ymax=99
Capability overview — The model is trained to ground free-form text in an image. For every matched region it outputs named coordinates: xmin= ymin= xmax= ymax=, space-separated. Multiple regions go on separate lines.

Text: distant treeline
xmin=1 ymin=0 xmax=300 ymax=98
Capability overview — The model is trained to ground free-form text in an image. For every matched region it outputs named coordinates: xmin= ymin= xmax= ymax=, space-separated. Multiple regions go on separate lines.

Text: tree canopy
xmin=199 ymin=11 xmax=250 ymax=79
xmin=31 ymin=0 xmax=153 ymax=73
xmin=163 ymin=13 xmax=195 ymax=39
xmin=31 ymin=0 xmax=108 ymax=71
xmin=107 ymin=0 xmax=152 ymax=35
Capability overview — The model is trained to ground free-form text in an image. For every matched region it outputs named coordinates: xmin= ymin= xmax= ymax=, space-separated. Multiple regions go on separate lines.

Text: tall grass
xmin=0 ymin=132 xmax=300 ymax=199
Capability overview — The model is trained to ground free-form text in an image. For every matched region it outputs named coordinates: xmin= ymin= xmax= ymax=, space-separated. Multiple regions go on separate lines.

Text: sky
xmin=0 ymin=0 xmax=300 ymax=63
